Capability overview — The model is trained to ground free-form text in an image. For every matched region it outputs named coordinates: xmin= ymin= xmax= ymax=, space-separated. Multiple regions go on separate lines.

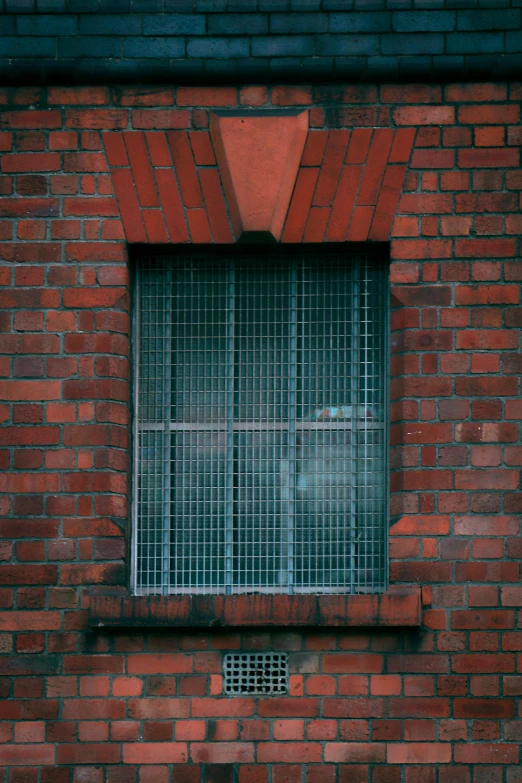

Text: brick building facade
xmin=1 ymin=3 xmax=522 ymax=782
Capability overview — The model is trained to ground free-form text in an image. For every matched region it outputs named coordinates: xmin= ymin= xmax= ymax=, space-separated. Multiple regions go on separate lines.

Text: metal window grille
xmin=133 ymin=252 xmax=388 ymax=596
xmin=223 ymin=652 xmax=289 ymax=696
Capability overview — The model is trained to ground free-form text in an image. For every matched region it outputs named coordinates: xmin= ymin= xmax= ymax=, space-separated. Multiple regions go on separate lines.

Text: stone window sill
xmin=88 ymin=586 xmax=421 ymax=629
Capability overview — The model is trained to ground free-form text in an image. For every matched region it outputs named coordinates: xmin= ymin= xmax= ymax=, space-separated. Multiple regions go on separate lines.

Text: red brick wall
xmin=0 ymin=83 xmax=521 ymax=781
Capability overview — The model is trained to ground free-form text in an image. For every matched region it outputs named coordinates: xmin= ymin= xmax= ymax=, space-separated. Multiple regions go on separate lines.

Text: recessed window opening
xmin=132 ymin=249 xmax=388 ymax=596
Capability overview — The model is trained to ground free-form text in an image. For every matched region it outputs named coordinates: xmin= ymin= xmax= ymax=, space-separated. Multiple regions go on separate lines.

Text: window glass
xmin=134 ymin=253 xmax=388 ymax=595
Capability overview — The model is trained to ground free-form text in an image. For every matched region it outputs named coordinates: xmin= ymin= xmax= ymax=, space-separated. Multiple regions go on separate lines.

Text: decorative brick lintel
xmin=88 ymin=586 xmax=421 ymax=629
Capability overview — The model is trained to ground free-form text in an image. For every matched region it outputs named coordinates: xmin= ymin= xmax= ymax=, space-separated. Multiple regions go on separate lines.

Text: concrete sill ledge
xmin=88 ymin=587 xmax=421 ymax=629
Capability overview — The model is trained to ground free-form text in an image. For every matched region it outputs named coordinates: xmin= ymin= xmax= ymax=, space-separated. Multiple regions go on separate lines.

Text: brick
xmin=177 ymin=87 xmax=237 ymax=107
xmin=127 ymin=654 xmax=191 ymax=674
xmin=301 ymin=131 xmax=328 ymax=167
xmin=387 ymin=743 xmax=451 ymax=764
xmin=63 ymin=197 xmax=119 ymax=217
xmin=0 ymin=746 xmax=55 ymax=766
xmin=455 ymin=377 xmax=517 ymax=397
xmin=453 ymin=653 xmax=514 ymax=673
xmin=370 ymin=675 xmax=401 ymax=696
xmin=257 ymin=743 xmax=320 ymax=763
xmin=2 ymin=152 xmax=60 ymax=172
xmin=326 ymin=166 xmax=362 ymax=241
xmin=387 ymin=652 xmax=450 ymax=674
xmin=458 ymin=103 xmax=519 ymax=123
xmin=132 ymin=110 xmax=190 ymax=130
xmin=455 ymin=424 xmax=517 ymax=444
xmin=456 ymin=192 xmax=517 ymax=213
xmin=357 ymin=128 xmax=394 ymax=206
xmin=411 ymin=149 xmax=455 ymax=169
xmin=440 ymin=171 xmax=469 ymax=191
xmin=475 ymin=126 xmax=506 ymax=146
xmin=388 ymin=698 xmax=450 ymax=718
xmin=455 ymin=240 xmax=517 ymax=259
xmin=345 ymin=128 xmax=373 ymax=164
xmin=455 ymin=470 xmax=518 ymax=491
xmin=445 ymin=83 xmax=507 ymax=101
xmin=65 ymin=110 xmax=128 ymax=130
xmin=282 ymin=168 xmax=318 ymax=243
xmin=454 ymin=744 xmax=518 ymax=764
xmin=55 ymin=744 xmax=118 ymax=765
xmin=199 ymin=168 xmax=233 ymax=244
xmin=458 ymin=148 xmax=519 ymax=168
xmin=393 ymin=106 xmax=454 ymax=125
xmin=0 ymin=111 xmax=61 ymax=129
xmin=456 ymin=329 xmax=517 ymax=349
xmin=0 ymin=197 xmax=58 ymax=217
xmin=325 ymin=742 xmax=385 ymax=763
xmin=390 ymin=515 xmax=450 ymax=536
xmin=239 ymin=87 xmax=268 ymax=107
xmin=322 ymin=655 xmax=383 ymax=674
xmin=313 ymin=130 xmax=349 ymax=207
xmin=189 ymin=699 xmax=253 ymax=718
xmin=470 ymin=445 xmax=501 ymax=466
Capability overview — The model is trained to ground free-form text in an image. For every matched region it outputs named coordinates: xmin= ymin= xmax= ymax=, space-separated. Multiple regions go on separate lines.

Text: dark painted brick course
xmin=329 ymin=11 xmax=391 ymax=31
xmin=252 ymin=34 xmax=313 ymax=56
xmin=446 ymin=32 xmax=506 ymax=54
xmin=1 ymin=3 xmax=522 ymax=83
xmin=270 ymin=12 xmax=328 ymax=32
xmin=122 ymin=36 xmax=185 ymax=58
xmin=392 ymin=10 xmax=456 ymax=30
xmin=316 ymin=34 xmax=381 ymax=56
xmin=17 ymin=14 xmax=77 ymax=34
xmin=5 ymin=0 xmax=36 ymax=9
xmin=36 ymin=0 xmax=67 ymax=8
xmin=0 ymin=16 xmax=15 ymax=34
xmin=79 ymin=14 xmax=142 ymax=34
xmin=209 ymin=13 xmax=269 ymax=33
xmin=57 ymin=36 xmax=122 ymax=58
xmin=382 ymin=32 xmax=445 ymax=54
xmin=188 ymin=36 xmax=250 ymax=57
xmin=2 ymin=36 xmax=57 ymax=57
xmin=457 ymin=8 xmax=520 ymax=28
xmin=506 ymin=31 xmax=522 ymax=52
xmin=142 ymin=14 xmax=207 ymax=34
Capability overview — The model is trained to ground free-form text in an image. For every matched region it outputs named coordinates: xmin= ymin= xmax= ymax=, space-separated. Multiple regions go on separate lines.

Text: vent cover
xmin=223 ymin=652 xmax=289 ymax=696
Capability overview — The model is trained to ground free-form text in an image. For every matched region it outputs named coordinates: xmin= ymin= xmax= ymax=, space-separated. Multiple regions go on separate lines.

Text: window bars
xmin=133 ymin=252 xmax=388 ymax=595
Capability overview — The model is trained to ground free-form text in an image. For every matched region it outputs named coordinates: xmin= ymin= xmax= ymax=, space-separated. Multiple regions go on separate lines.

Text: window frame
xmin=130 ymin=246 xmax=390 ymax=599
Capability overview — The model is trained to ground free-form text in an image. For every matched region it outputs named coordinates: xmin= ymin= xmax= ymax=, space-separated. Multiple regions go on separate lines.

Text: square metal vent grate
xmin=223 ymin=652 xmax=289 ymax=696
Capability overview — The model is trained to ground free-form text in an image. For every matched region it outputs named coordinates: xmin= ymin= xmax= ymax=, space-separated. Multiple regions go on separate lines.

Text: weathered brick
xmin=0 ymin=73 xmax=520 ymax=781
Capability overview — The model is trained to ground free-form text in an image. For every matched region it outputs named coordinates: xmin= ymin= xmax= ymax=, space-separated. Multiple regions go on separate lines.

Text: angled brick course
xmin=101 ymin=122 xmax=414 ymax=246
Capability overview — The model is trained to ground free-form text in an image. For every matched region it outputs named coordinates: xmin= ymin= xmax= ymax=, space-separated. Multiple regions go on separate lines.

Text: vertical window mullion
xmin=159 ymin=266 xmax=172 ymax=595
xmin=362 ymin=261 xmax=370 ymax=590
xmin=132 ymin=263 xmax=140 ymax=595
xmin=350 ymin=262 xmax=360 ymax=594
xmin=286 ymin=261 xmax=297 ymax=594
xmin=225 ymin=262 xmax=235 ymax=594
xmin=161 ymin=266 xmax=172 ymax=595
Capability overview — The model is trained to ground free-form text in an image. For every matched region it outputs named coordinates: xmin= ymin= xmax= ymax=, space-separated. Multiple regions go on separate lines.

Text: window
xmin=133 ymin=251 xmax=388 ymax=596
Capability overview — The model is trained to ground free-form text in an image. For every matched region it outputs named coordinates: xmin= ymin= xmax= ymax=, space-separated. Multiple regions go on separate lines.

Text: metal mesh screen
xmin=223 ymin=653 xmax=288 ymax=696
xmin=133 ymin=252 xmax=388 ymax=595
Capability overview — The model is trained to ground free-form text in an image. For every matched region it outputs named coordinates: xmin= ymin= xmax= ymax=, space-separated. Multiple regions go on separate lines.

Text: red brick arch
xmin=102 ymin=123 xmax=415 ymax=246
